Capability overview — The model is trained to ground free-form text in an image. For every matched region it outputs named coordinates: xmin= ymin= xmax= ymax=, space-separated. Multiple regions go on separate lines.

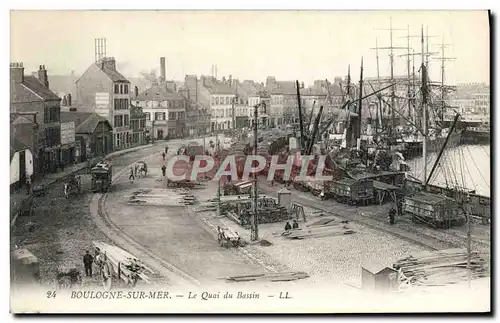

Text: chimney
xmin=38 ymin=65 xmax=49 ymax=88
xmin=301 ymin=82 xmax=305 ymax=89
xmin=67 ymin=93 xmax=72 ymax=106
xmin=134 ymin=86 xmax=139 ymax=98
xmin=160 ymin=57 xmax=166 ymax=83
xmin=10 ymin=62 xmax=24 ymax=83
xmin=229 ymin=75 xmax=232 ymax=87
xmin=165 ymin=81 xmax=176 ymax=92
xmin=101 ymin=57 xmax=116 ymax=71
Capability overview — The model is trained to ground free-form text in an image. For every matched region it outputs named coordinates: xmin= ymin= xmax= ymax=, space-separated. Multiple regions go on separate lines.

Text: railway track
xmin=89 ymin=150 xmax=201 ymax=288
xmin=261 ymin=185 xmax=490 ymax=252
xmin=95 ymin=192 xmax=200 ymax=288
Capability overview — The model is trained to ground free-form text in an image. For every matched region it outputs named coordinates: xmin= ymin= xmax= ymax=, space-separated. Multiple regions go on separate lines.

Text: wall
xmin=10 ymin=152 xmax=20 ymax=185
xmin=10 ymin=149 xmax=33 ymax=185
xmin=76 ymin=64 xmax=113 ymax=106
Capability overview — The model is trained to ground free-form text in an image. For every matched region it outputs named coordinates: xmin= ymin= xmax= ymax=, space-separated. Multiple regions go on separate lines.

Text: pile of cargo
xmin=225 ymin=198 xmax=291 ymax=226
xmin=393 ymin=248 xmax=488 ymax=287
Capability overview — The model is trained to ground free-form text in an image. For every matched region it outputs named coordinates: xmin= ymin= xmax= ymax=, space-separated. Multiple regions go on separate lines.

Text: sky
xmin=10 ymin=10 xmax=489 ymax=86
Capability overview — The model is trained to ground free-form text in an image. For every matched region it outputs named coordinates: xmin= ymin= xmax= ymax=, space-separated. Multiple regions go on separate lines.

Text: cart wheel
xmin=101 ymin=262 xmax=112 ymax=291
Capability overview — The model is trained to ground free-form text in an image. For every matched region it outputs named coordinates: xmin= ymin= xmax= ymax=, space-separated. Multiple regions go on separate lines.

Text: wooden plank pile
xmin=223 ymin=271 xmax=309 ymax=283
xmin=93 ymin=241 xmax=154 ymax=284
xmin=282 ymin=222 xmax=355 ymax=239
xmin=393 ymin=248 xmax=488 ymax=287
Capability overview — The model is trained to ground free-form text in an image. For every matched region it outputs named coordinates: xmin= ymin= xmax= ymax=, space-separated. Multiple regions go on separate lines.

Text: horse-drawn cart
xmin=217 ymin=226 xmax=241 ymax=248
xmin=92 ymin=241 xmax=154 ymax=290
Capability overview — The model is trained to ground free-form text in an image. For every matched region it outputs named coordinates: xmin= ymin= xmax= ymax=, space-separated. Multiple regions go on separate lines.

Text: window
xmin=124 ymin=99 xmax=129 ymax=110
xmin=114 ymin=99 xmax=119 ymax=110
xmin=116 ymin=133 xmax=120 ymax=147
xmin=145 ymin=112 xmax=151 ymax=121
xmin=124 ymin=115 xmax=129 ymax=126
xmin=114 ymin=84 xmax=119 ymax=94
xmin=44 ymin=106 xmax=60 ymax=123
xmin=124 ymin=84 xmax=128 ymax=94
xmin=119 ymin=84 xmax=123 ymax=94
xmin=216 ymin=97 xmax=220 ymax=105
xmin=211 ymin=97 xmax=215 ymax=105
xmin=168 ymin=112 xmax=176 ymax=120
xmin=225 ymin=97 xmax=229 ymax=105
xmin=45 ymin=126 xmax=61 ymax=147
xmin=155 ymin=112 xmax=165 ymax=121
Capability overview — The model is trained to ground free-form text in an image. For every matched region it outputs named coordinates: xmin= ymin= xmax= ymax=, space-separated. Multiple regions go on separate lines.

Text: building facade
xmin=130 ymin=105 xmax=147 ymax=146
xmin=10 ymin=63 xmax=77 ymax=176
xmin=76 ymin=57 xmax=131 ymax=150
xmin=197 ymin=76 xmax=235 ymax=132
xmin=60 ymin=111 xmax=113 ymax=162
xmin=134 ymin=81 xmax=187 ymax=140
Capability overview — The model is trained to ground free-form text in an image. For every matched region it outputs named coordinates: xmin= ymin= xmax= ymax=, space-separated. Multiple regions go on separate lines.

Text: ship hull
xmin=398 ymin=130 xmax=464 ymax=160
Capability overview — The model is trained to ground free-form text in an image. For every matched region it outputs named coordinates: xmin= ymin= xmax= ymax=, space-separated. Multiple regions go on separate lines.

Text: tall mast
xmin=375 ymin=38 xmax=382 ymax=133
xmin=346 ymin=65 xmax=351 ymax=101
xmin=389 ymin=18 xmax=396 ymax=131
xmin=434 ymin=36 xmax=456 ymax=123
xmin=412 ymin=49 xmax=416 ymax=126
xmin=357 ymin=57 xmax=364 ymax=143
xmin=406 ymin=25 xmax=411 ymax=120
xmin=375 ymin=17 xmax=406 ymax=138
xmin=421 ymin=25 xmax=428 ymax=186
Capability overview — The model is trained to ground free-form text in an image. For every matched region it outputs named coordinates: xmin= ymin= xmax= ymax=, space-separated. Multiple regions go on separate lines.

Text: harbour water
xmin=407 ymin=145 xmax=491 ymax=197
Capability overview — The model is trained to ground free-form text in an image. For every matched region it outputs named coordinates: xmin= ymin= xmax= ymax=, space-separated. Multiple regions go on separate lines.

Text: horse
xmin=136 ymin=163 xmax=147 ymax=178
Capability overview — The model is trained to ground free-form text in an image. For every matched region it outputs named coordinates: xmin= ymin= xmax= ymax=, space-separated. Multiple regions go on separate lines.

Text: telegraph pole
xmin=250 ymin=103 xmax=261 ymax=241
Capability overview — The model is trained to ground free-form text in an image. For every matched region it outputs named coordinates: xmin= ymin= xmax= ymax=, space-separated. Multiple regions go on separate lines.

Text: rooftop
xmin=60 ymin=111 xmax=110 ymax=134
xmin=135 ymin=84 xmax=185 ymax=101
xmin=11 ymin=75 xmax=61 ymax=103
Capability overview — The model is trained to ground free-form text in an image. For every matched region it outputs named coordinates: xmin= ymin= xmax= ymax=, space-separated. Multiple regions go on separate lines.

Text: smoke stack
xmin=67 ymin=93 xmax=72 ymax=106
xmin=229 ymin=75 xmax=232 ymax=87
xmin=160 ymin=57 xmax=166 ymax=83
xmin=134 ymin=86 xmax=139 ymax=98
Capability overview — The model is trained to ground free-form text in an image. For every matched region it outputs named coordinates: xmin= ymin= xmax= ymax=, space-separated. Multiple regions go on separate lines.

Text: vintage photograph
xmin=9 ymin=10 xmax=491 ymax=313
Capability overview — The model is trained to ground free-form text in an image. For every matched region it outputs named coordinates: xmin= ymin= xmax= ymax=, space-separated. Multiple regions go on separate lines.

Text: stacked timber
xmin=393 ymin=248 xmax=488 ymax=287
xmin=237 ymin=206 xmax=289 ymax=226
xmin=223 ymin=271 xmax=309 ymax=283
xmin=282 ymin=222 xmax=355 ymax=239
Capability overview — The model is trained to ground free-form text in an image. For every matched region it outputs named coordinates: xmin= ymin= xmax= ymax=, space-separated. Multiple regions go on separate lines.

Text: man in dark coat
xmin=284 ymin=222 xmax=292 ymax=231
xmin=162 ymin=152 xmax=166 ymax=161
xmin=292 ymin=220 xmax=299 ymax=229
xmin=83 ymin=250 xmax=94 ymax=277
xmin=389 ymin=208 xmax=396 ymax=225
xmin=161 ymin=165 xmax=167 ymax=177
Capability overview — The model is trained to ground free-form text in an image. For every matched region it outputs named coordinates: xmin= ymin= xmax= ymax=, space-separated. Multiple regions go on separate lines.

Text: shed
xmin=277 ymin=187 xmax=292 ymax=213
xmin=361 ymin=262 xmax=398 ymax=292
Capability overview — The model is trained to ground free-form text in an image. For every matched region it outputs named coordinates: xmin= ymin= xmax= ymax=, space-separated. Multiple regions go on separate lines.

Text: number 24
xmin=46 ymin=291 xmax=57 ymax=298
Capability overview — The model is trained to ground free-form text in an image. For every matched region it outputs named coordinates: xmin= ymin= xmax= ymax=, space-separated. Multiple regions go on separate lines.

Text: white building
xmin=198 ymin=76 xmax=235 ymax=131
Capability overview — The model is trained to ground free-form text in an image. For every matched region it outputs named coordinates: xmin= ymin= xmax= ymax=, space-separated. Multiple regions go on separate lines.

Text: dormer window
xmin=114 ymin=84 xmax=119 ymax=94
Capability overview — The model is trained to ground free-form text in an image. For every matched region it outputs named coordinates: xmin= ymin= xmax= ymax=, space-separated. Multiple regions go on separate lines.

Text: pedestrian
xmin=129 ymin=167 xmax=135 ymax=182
xmin=165 ymin=145 xmax=169 ymax=154
xmin=134 ymin=164 xmax=138 ymax=177
xmin=83 ymin=250 xmax=93 ymax=277
xmin=389 ymin=207 xmax=396 ymax=225
xmin=292 ymin=219 xmax=299 ymax=229
xmin=284 ymin=222 xmax=292 ymax=231
xmin=161 ymin=165 xmax=166 ymax=177
xmin=25 ymin=175 xmax=32 ymax=195
xmin=162 ymin=152 xmax=166 ymax=161
xmin=320 ymin=190 xmax=325 ymax=201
